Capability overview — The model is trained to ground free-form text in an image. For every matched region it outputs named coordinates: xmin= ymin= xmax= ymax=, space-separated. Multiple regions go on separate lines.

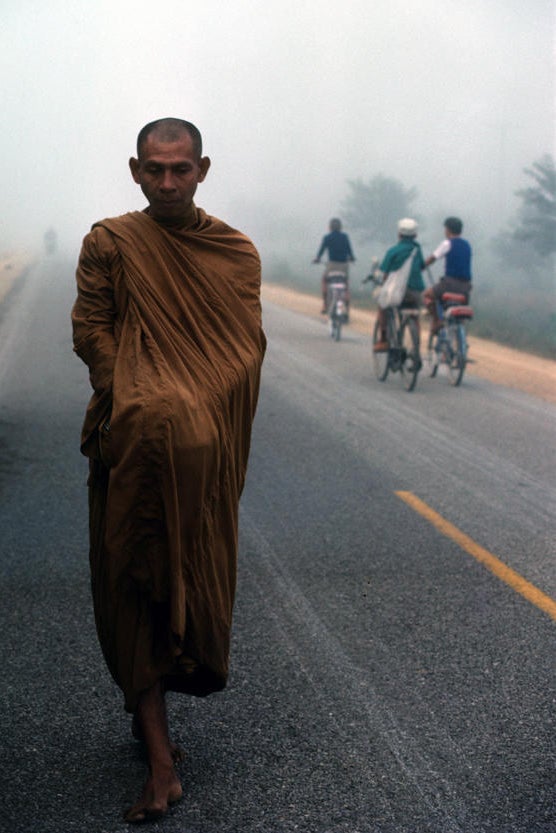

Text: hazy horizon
xmin=1 ymin=0 xmax=554 ymax=265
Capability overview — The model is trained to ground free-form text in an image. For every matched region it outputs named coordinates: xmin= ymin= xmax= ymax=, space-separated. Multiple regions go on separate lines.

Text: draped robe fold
xmin=72 ymin=207 xmax=265 ymax=712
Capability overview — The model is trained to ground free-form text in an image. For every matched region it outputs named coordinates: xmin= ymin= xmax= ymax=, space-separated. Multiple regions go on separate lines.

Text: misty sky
xmin=1 ymin=0 xmax=555 ymax=258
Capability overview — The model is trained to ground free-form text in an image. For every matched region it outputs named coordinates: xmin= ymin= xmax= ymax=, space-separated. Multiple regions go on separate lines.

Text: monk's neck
xmin=145 ymin=202 xmax=198 ymax=231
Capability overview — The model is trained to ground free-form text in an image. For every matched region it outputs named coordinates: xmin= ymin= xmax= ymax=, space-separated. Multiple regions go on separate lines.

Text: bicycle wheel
xmin=372 ymin=319 xmax=389 ymax=381
xmin=333 ymin=317 xmax=342 ymax=341
xmin=425 ymin=331 xmax=439 ymax=377
xmin=400 ymin=315 xmax=421 ymax=391
xmin=447 ymin=323 xmax=466 ymax=386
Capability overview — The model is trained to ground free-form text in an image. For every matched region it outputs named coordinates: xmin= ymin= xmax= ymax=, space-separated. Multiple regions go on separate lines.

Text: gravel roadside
xmin=262 ymin=281 xmax=556 ymax=405
xmin=0 ymin=254 xmax=35 ymax=306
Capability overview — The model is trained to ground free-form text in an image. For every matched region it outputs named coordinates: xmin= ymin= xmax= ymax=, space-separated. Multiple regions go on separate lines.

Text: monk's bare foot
xmin=131 ymin=715 xmax=184 ymax=762
xmin=127 ymin=681 xmax=183 ymax=823
xmin=124 ymin=766 xmax=183 ymax=824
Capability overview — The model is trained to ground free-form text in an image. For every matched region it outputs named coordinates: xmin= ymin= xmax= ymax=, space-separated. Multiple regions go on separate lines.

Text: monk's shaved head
xmin=137 ymin=118 xmax=203 ymax=161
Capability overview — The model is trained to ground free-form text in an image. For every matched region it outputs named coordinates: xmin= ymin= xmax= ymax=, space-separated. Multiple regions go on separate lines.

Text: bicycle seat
xmin=326 ymin=272 xmax=348 ymax=282
xmin=445 ymin=305 xmax=473 ymax=320
xmin=441 ymin=292 xmax=467 ymax=305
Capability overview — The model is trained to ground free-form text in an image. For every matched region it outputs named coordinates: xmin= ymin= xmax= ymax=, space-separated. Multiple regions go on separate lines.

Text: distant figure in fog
xmin=313 ymin=217 xmax=355 ymax=314
xmin=423 ymin=216 xmax=472 ymax=334
xmin=71 ymin=118 xmax=265 ymax=823
xmin=44 ymin=227 xmax=57 ymax=255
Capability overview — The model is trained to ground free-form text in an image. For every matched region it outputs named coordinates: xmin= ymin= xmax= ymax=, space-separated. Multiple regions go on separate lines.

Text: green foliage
xmin=489 ymin=229 xmax=550 ymax=290
xmin=341 ymin=175 xmax=418 ymax=246
xmin=472 ymin=289 xmax=555 ymax=359
xmin=491 ymin=154 xmax=556 ymax=290
xmin=513 ymin=154 xmax=556 ymax=257
xmin=263 ymin=255 xmax=302 ymax=289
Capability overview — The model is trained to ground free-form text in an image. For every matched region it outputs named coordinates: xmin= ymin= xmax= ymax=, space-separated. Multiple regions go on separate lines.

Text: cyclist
xmin=423 ymin=216 xmax=472 ymax=334
xmin=313 ymin=218 xmax=355 ymax=315
xmin=373 ymin=218 xmax=425 ymax=352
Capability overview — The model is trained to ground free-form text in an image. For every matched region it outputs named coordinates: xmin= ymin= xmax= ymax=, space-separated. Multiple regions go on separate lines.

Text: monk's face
xmin=129 ymin=132 xmax=210 ymax=223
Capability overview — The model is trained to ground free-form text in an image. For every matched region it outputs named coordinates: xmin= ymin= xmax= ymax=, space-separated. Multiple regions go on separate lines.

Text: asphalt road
xmin=0 ymin=258 xmax=554 ymax=833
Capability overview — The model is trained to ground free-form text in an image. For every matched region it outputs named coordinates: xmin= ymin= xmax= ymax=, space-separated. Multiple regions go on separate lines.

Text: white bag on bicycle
xmin=377 ymin=248 xmax=417 ymax=309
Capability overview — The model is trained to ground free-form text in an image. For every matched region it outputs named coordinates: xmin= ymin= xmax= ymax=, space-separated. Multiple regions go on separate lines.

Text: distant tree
xmin=512 ymin=153 xmax=556 ymax=257
xmin=491 ymin=153 xmax=555 ymax=289
xmin=341 ymin=175 xmax=418 ymax=246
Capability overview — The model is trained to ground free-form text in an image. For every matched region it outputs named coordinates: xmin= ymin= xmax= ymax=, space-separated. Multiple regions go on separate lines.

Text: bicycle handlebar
xmin=362 ymin=272 xmax=382 ymax=286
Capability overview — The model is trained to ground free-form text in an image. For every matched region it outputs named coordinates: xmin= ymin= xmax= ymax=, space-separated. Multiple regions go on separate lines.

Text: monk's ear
xmin=129 ymin=157 xmax=141 ymax=183
xmin=198 ymin=156 xmax=211 ymax=182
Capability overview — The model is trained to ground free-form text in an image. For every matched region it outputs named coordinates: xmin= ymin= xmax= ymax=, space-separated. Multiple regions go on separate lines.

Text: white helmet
xmin=397 ymin=217 xmax=418 ymax=237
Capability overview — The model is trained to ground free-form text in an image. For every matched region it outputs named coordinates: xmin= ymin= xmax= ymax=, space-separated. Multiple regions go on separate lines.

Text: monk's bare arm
xmin=71 ymin=227 xmax=118 ymax=397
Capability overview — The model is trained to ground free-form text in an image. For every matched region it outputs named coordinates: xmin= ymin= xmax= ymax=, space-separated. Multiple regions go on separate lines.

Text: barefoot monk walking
xmin=72 ymin=118 xmax=266 ymax=823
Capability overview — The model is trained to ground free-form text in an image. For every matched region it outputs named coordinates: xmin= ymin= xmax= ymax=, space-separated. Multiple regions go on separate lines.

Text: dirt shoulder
xmin=262 ymin=282 xmax=556 ymax=406
xmin=0 ymin=254 xmax=35 ymax=305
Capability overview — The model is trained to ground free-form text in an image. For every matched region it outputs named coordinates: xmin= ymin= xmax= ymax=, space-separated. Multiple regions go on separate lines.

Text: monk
xmin=71 ymin=118 xmax=266 ymax=823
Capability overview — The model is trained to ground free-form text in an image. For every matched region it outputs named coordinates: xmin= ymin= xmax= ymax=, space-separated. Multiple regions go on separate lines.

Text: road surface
xmin=0 ymin=258 xmax=554 ymax=832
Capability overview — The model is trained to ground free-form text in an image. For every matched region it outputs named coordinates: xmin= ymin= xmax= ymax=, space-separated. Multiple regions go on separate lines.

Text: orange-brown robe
xmin=72 ymin=205 xmax=265 ymax=712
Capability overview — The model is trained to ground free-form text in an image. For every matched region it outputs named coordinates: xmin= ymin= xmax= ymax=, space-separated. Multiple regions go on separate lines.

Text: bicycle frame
xmin=365 ymin=270 xmax=421 ymax=391
xmin=427 ymin=296 xmax=472 ymax=386
xmin=385 ymin=307 xmax=406 ymax=370
xmin=326 ymin=277 xmax=349 ymax=341
xmin=373 ymin=304 xmax=421 ymax=391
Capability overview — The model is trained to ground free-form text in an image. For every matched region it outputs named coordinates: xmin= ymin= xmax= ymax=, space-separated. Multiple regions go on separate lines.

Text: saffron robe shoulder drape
xmin=72 ymin=206 xmax=265 ymax=712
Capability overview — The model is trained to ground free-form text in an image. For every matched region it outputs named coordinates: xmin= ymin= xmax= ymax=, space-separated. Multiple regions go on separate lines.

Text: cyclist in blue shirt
xmin=313 ymin=218 xmax=355 ymax=314
xmin=424 ymin=217 xmax=472 ymax=334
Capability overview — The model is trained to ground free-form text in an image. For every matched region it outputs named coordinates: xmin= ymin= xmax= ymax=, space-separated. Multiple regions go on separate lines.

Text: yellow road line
xmin=395 ymin=490 xmax=556 ymax=622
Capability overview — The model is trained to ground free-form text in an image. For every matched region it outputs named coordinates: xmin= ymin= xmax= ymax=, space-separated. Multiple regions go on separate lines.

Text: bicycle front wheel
xmin=372 ymin=319 xmax=389 ymax=381
xmin=448 ymin=324 xmax=466 ymax=386
xmin=400 ymin=315 xmax=421 ymax=391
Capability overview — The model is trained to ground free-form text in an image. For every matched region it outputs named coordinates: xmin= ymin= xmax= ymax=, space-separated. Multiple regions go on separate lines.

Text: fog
xmin=1 ymin=0 xmax=555 ymax=267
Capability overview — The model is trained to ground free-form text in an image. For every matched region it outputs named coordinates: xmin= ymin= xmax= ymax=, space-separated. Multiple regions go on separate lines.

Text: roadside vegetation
xmin=262 ymin=154 xmax=555 ymax=360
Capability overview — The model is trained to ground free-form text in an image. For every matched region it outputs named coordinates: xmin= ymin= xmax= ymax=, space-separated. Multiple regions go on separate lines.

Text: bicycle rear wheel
xmin=425 ymin=331 xmax=439 ymax=377
xmin=372 ymin=319 xmax=389 ymax=381
xmin=400 ymin=315 xmax=421 ymax=391
xmin=447 ymin=324 xmax=466 ymax=386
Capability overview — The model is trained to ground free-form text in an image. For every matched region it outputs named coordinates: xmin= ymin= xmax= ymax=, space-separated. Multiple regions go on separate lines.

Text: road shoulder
xmin=0 ymin=254 xmax=35 ymax=307
xmin=262 ymin=281 xmax=556 ymax=405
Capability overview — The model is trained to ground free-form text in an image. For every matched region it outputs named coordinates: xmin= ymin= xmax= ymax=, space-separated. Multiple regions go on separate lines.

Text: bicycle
xmin=325 ymin=272 xmax=349 ymax=341
xmin=424 ymin=292 xmax=473 ymax=386
xmin=364 ymin=271 xmax=422 ymax=391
